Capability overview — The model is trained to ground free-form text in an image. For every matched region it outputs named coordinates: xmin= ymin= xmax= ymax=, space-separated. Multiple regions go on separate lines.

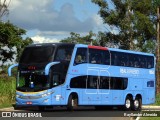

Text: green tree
xmin=92 ymin=0 xmax=156 ymax=52
xmin=61 ymin=31 xmax=97 ymax=45
xmin=0 ymin=0 xmax=11 ymax=19
xmin=0 ymin=21 xmax=33 ymax=66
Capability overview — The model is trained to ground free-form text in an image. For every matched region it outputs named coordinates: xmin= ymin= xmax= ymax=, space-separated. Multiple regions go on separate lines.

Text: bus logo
xmin=120 ymin=68 xmax=139 ymax=75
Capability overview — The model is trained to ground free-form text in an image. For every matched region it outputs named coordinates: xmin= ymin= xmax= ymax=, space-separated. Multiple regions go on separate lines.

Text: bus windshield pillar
xmin=45 ymin=62 xmax=60 ymax=75
xmin=8 ymin=64 xmax=19 ymax=76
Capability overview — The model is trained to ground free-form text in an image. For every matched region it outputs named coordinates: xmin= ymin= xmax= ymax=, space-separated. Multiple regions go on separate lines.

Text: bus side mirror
xmin=8 ymin=64 xmax=19 ymax=76
xmin=45 ymin=62 xmax=60 ymax=75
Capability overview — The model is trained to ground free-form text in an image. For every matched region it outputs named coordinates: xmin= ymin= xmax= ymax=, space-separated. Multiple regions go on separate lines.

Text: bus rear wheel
xmin=124 ymin=96 xmax=133 ymax=111
xmin=133 ymin=98 xmax=142 ymax=111
xmin=67 ymin=94 xmax=78 ymax=111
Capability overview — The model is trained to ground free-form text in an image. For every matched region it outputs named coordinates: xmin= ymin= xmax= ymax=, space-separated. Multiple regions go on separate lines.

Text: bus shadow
xmin=13 ymin=105 xmax=127 ymax=112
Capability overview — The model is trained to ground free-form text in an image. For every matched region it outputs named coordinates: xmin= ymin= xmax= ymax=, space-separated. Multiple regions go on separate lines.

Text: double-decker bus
xmin=8 ymin=43 xmax=155 ymax=111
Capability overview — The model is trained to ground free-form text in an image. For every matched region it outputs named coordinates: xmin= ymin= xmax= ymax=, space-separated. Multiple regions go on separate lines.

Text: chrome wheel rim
xmin=134 ymin=100 xmax=139 ymax=108
xmin=71 ymin=99 xmax=74 ymax=106
xmin=125 ymin=99 xmax=131 ymax=108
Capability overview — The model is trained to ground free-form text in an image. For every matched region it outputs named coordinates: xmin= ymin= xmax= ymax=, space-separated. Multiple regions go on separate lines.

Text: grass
xmin=154 ymin=93 xmax=160 ymax=105
xmin=140 ymin=117 xmax=160 ymax=120
xmin=0 ymin=66 xmax=16 ymax=109
xmin=139 ymin=94 xmax=160 ymax=119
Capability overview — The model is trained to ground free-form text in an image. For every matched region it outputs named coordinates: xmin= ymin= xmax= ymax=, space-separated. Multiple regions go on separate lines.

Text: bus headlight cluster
xmin=41 ymin=91 xmax=54 ymax=98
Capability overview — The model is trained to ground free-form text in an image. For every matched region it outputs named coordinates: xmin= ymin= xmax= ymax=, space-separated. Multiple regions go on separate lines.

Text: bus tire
xmin=124 ymin=96 xmax=133 ymax=111
xmin=133 ymin=98 xmax=142 ymax=111
xmin=67 ymin=94 xmax=78 ymax=111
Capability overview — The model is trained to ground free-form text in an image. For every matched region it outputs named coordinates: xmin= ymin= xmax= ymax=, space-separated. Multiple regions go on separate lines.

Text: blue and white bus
xmin=8 ymin=43 xmax=155 ymax=111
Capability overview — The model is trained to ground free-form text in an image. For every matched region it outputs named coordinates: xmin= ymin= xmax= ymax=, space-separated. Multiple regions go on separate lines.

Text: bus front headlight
xmin=41 ymin=94 xmax=48 ymax=97
xmin=41 ymin=91 xmax=54 ymax=98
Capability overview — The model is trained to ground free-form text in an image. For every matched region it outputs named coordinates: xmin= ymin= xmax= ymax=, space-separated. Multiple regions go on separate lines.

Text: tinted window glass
xmin=87 ymin=76 xmax=98 ymax=89
xmin=20 ymin=46 xmax=54 ymax=64
xmin=110 ymin=77 xmax=128 ymax=90
xmin=55 ymin=46 xmax=74 ymax=61
xmin=99 ymin=76 xmax=110 ymax=89
xmin=89 ymin=49 xmax=110 ymax=65
xmin=70 ymin=76 xmax=86 ymax=88
xmin=74 ymin=48 xmax=87 ymax=65
xmin=110 ymin=51 xmax=154 ymax=69
xmin=70 ymin=75 xmax=128 ymax=90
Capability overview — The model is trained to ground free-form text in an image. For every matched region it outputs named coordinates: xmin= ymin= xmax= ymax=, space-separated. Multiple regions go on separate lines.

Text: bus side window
xmin=70 ymin=76 xmax=86 ymax=88
xmin=52 ymin=74 xmax=60 ymax=86
xmin=110 ymin=77 xmax=128 ymax=90
xmin=104 ymin=50 xmax=110 ymax=65
xmin=147 ymin=61 xmax=152 ymax=68
xmin=74 ymin=48 xmax=87 ymax=65
xmin=99 ymin=76 xmax=109 ymax=89
xmin=140 ymin=56 xmax=146 ymax=68
xmin=111 ymin=52 xmax=118 ymax=66
xmin=87 ymin=76 xmax=97 ymax=89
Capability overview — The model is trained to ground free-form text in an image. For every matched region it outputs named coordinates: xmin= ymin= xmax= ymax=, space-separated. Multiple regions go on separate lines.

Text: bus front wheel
xmin=67 ymin=94 xmax=78 ymax=111
xmin=133 ymin=98 xmax=142 ymax=111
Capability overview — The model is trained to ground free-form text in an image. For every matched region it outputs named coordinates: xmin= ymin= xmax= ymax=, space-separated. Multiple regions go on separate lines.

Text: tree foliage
xmin=0 ymin=0 xmax=11 ymax=19
xmin=0 ymin=0 xmax=33 ymax=66
xmin=0 ymin=21 xmax=33 ymax=65
xmin=60 ymin=31 xmax=97 ymax=45
xmin=92 ymin=0 xmax=157 ymax=52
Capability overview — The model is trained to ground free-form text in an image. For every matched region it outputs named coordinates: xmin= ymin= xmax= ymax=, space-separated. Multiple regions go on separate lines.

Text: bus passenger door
xmin=82 ymin=69 xmax=101 ymax=105
xmin=50 ymin=73 xmax=63 ymax=105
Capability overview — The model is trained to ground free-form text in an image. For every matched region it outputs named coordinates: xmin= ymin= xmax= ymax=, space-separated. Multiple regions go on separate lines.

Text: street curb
xmin=142 ymin=105 xmax=160 ymax=109
xmin=0 ymin=107 xmax=14 ymax=111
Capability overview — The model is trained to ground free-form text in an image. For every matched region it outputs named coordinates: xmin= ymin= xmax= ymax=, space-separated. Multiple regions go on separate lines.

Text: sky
xmin=4 ymin=0 xmax=108 ymax=43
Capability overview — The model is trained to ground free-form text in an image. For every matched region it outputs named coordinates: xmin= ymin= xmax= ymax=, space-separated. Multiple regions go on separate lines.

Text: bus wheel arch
xmin=124 ymin=94 xmax=133 ymax=111
xmin=132 ymin=94 xmax=142 ymax=111
xmin=67 ymin=92 xmax=78 ymax=111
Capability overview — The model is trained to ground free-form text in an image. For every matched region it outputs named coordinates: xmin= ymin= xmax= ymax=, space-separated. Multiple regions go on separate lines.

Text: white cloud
xmin=31 ymin=35 xmax=60 ymax=43
xmin=37 ymin=31 xmax=70 ymax=36
xmin=93 ymin=14 xmax=103 ymax=26
xmin=7 ymin=0 xmax=95 ymax=33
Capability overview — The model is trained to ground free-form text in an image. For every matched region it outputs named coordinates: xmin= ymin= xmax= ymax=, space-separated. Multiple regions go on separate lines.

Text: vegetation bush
xmin=0 ymin=66 xmax=16 ymax=108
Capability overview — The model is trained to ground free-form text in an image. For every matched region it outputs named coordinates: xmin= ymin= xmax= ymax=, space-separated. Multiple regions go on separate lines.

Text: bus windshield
xmin=20 ymin=46 xmax=54 ymax=64
xmin=16 ymin=71 xmax=50 ymax=92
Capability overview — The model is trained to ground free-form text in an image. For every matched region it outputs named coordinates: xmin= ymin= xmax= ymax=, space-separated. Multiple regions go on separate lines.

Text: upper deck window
xmin=74 ymin=47 xmax=110 ymax=65
xmin=74 ymin=48 xmax=87 ymax=65
xmin=111 ymin=51 xmax=154 ymax=69
xmin=89 ymin=48 xmax=110 ymax=65
xmin=54 ymin=46 xmax=74 ymax=61
xmin=20 ymin=46 xmax=54 ymax=64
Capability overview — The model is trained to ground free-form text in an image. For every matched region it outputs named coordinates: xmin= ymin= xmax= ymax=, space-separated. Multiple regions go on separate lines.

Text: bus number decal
xmin=120 ymin=68 xmax=139 ymax=75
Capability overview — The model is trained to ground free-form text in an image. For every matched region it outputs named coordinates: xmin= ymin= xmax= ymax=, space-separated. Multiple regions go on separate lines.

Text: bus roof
xmin=26 ymin=43 xmax=75 ymax=48
xmin=75 ymin=44 xmax=154 ymax=57
xmin=26 ymin=43 xmax=154 ymax=56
